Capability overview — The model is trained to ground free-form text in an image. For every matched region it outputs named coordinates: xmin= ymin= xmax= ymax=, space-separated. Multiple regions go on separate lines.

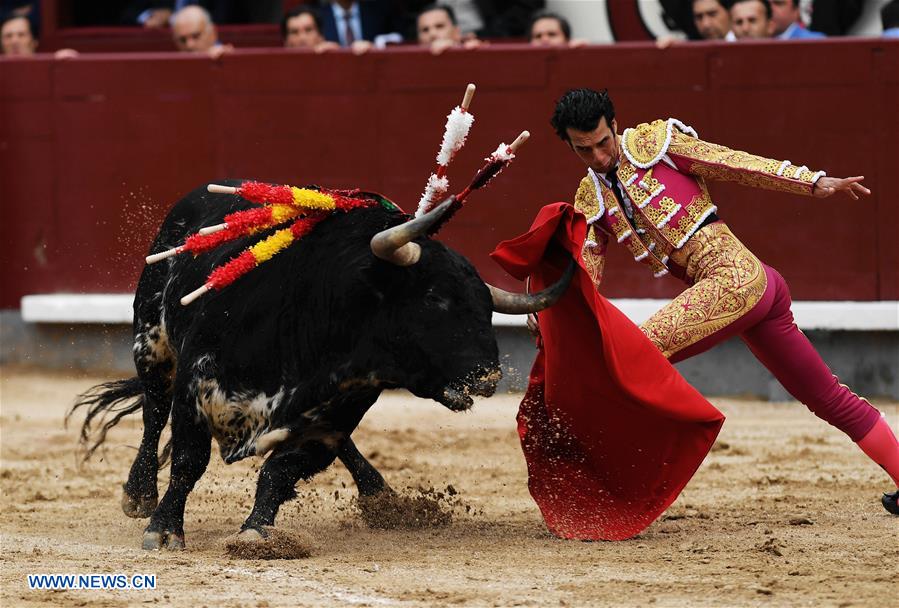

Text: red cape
xmin=490 ymin=203 xmax=725 ymax=541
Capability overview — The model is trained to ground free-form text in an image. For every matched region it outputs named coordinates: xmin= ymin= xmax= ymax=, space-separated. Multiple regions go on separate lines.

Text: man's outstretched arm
xmin=664 ymin=129 xmax=870 ymax=199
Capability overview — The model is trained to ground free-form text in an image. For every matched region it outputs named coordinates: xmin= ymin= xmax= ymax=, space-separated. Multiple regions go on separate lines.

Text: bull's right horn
xmin=370 ymin=197 xmax=455 ymax=266
xmin=488 ymin=259 xmax=576 ymax=315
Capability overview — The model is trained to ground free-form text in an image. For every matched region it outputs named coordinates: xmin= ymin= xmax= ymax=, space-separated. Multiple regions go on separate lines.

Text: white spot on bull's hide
xmin=192 ymin=377 xmax=288 ymax=462
xmin=132 ymin=322 xmax=176 ymax=372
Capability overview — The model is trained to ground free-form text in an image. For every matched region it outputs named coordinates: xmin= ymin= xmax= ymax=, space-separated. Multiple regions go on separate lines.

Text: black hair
xmin=731 ymin=0 xmax=772 ymax=19
xmin=882 ymin=0 xmax=899 ymax=30
xmin=418 ymin=4 xmax=456 ymax=25
xmin=280 ymin=6 xmax=322 ymax=40
xmin=550 ymin=89 xmax=615 ymax=143
xmin=691 ymin=0 xmax=731 ymax=9
xmin=528 ymin=10 xmax=571 ymax=41
xmin=1 ymin=13 xmax=35 ymax=38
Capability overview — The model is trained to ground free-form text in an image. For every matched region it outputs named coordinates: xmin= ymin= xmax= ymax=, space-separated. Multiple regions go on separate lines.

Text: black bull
xmin=70 ymin=181 xmax=572 ymax=550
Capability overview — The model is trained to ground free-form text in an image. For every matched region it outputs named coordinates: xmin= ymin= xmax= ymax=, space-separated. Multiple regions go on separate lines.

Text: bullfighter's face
xmin=567 ymin=117 xmax=620 ymax=175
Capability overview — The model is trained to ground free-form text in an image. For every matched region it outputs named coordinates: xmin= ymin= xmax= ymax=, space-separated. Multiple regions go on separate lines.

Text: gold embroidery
xmin=574 ymin=176 xmax=600 ymax=219
xmin=641 ymin=196 xmax=681 ymax=229
xmin=667 ymin=130 xmax=818 ymax=195
xmin=617 ymin=161 xmax=637 ymax=186
xmin=660 ymin=182 xmax=715 ymax=248
xmin=633 ymin=214 xmax=673 ymax=258
xmin=581 ymin=226 xmax=606 ymax=289
xmin=624 ymin=182 xmax=650 ymax=209
xmin=638 ymin=170 xmax=663 ymax=198
xmin=688 ymin=163 xmax=813 ymax=195
xmin=639 ymin=223 xmax=768 ymax=359
xmin=622 ymin=119 xmax=669 ymax=166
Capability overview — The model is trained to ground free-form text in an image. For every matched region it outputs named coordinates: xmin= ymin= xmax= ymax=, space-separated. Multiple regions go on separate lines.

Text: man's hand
xmin=144 ymin=9 xmax=172 ymax=29
xmin=813 ymin=176 xmax=871 ymax=200
xmin=526 ymin=314 xmax=540 ymax=338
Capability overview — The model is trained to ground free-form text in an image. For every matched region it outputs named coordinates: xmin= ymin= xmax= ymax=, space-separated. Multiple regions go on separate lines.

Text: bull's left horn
xmin=370 ymin=197 xmax=454 ymax=266
xmin=489 ymin=259 xmax=576 ymax=315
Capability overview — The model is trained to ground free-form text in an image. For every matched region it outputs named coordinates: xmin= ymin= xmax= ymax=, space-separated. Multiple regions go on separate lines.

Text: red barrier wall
xmin=2 ymin=40 xmax=897 ymax=309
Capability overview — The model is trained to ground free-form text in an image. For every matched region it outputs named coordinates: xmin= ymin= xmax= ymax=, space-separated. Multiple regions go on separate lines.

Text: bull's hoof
xmin=121 ymin=486 xmax=157 ymax=519
xmin=237 ymin=528 xmax=265 ymax=542
xmin=225 ymin=527 xmax=311 ymax=560
xmin=356 ymin=488 xmax=451 ymax=529
xmin=141 ymin=530 xmax=185 ymax=551
xmin=882 ymin=490 xmax=899 ymax=515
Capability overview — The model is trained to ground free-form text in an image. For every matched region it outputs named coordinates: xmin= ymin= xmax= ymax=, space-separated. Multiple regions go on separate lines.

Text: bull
xmin=71 ymin=181 xmax=571 ymax=550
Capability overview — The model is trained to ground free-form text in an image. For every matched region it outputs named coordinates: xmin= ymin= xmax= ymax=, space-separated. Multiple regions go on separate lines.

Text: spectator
xmin=1 ymin=13 xmax=35 ymax=55
xmin=404 ymin=0 xmax=544 ymax=39
xmin=282 ymin=5 xmax=340 ymax=52
xmin=416 ymin=4 xmax=482 ymax=54
xmin=730 ymin=0 xmax=775 ymax=39
xmin=883 ymin=0 xmax=899 ymax=38
xmin=123 ymin=2 xmax=282 ymax=27
xmin=528 ymin=11 xmax=586 ymax=47
xmin=692 ymin=0 xmax=735 ymax=40
xmin=319 ymin=0 xmax=402 ymax=52
xmin=769 ymin=0 xmax=824 ymax=39
xmin=1 ymin=13 xmax=78 ymax=58
xmin=171 ymin=5 xmax=233 ymax=57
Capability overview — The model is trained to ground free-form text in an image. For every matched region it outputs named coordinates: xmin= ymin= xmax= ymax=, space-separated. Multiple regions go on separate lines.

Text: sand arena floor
xmin=1 ymin=367 xmax=896 ymax=607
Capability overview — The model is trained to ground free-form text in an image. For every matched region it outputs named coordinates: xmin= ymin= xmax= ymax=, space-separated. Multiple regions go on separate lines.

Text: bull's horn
xmin=370 ymin=197 xmax=454 ymax=266
xmin=489 ymin=259 xmax=576 ymax=315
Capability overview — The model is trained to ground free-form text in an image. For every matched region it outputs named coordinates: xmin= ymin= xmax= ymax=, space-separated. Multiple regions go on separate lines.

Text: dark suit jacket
xmin=319 ymin=0 xmax=399 ymax=44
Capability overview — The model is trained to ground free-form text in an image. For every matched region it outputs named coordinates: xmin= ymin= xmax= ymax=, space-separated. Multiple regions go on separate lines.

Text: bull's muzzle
xmin=440 ymin=365 xmax=502 ymax=412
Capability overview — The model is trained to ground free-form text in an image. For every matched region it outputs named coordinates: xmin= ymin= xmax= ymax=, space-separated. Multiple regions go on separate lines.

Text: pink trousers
xmin=669 ymin=264 xmax=881 ymax=442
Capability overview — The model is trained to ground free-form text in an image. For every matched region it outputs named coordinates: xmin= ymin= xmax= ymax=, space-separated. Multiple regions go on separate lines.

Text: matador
xmin=552 ymin=88 xmax=898 ymax=516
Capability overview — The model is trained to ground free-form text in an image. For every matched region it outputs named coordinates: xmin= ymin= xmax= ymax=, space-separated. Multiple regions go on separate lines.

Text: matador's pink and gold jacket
xmin=574 ymin=118 xmax=826 ymax=286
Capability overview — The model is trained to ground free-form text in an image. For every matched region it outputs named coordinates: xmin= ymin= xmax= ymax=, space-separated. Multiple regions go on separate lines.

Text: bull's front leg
xmin=142 ymin=404 xmax=211 ymax=551
xmin=239 ymin=441 xmax=339 ymax=539
xmin=337 ymin=437 xmax=393 ymax=497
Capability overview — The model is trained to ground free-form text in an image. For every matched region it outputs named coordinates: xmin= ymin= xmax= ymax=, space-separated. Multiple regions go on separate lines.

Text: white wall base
xmin=21 ymin=294 xmax=899 ymax=331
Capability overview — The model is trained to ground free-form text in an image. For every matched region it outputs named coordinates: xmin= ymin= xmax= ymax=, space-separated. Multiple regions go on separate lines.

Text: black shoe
xmin=882 ymin=490 xmax=899 ymax=515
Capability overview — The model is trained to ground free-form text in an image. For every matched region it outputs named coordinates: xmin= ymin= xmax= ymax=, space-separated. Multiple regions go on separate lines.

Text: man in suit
xmin=730 ymin=0 xmax=776 ymax=39
xmin=171 ymin=5 xmax=233 ymax=57
xmin=770 ymin=0 xmax=825 ymax=39
xmin=282 ymin=5 xmax=339 ymax=51
xmin=318 ymin=0 xmax=400 ymax=50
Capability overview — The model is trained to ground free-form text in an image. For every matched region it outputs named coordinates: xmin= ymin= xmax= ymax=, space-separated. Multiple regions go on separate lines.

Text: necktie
xmin=607 ymin=167 xmax=634 ymax=224
xmin=343 ymin=10 xmax=356 ymax=45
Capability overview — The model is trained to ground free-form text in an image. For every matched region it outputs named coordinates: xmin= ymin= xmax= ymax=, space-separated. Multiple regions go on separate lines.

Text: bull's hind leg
xmin=239 ymin=441 xmax=338 ymax=538
xmin=124 ymin=317 xmax=177 ymax=518
xmin=338 ymin=437 xmax=393 ymax=497
xmin=122 ymin=393 xmax=170 ymax=518
xmin=142 ymin=404 xmax=211 ymax=551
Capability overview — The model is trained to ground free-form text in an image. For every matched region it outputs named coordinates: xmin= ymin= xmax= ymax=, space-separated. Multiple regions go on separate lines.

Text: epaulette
xmin=574 ymin=175 xmax=604 ymax=223
xmin=621 ymin=118 xmax=698 ymax=169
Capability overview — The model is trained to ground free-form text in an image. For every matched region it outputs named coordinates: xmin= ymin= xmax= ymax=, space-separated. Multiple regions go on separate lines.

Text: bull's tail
xmin=67 ymin=377 xmax=146 ymax=461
